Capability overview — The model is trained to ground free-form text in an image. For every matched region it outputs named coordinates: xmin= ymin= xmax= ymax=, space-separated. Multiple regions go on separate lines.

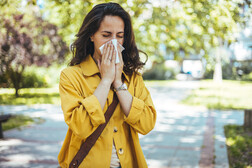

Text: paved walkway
xmin=0 ymin=81 xmax=244 ymax=168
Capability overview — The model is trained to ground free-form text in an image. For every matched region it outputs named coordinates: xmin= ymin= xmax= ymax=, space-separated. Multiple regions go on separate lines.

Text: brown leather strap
xmin=69 ymin=93 xmax=118 ymax=168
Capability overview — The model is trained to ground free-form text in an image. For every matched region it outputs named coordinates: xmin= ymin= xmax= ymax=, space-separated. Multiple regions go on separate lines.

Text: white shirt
xmin=110 ymin=142 xmax=120 ymax=167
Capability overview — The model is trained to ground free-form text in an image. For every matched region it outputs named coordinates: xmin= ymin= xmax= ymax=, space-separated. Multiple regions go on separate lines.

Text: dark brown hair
xmin=69 ymin=2 xmax=146 ymax=76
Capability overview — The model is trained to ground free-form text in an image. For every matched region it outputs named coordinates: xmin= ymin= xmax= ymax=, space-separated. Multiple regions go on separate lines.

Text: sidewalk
xmin=142 ymin=82 xmax=244 ymax=168
xmin=0 ymin=105 xmax=66 ymax=168
xmin=0 ymin=81 xmax=244 ymax=168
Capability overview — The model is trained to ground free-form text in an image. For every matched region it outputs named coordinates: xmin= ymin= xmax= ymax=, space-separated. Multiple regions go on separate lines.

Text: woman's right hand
xmin=97 ymin=41 xmax=116 ymax=85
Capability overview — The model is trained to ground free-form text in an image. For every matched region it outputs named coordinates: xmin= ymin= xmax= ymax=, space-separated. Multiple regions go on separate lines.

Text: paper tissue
xmin=99 ymin=39 xmax=124 ymax=63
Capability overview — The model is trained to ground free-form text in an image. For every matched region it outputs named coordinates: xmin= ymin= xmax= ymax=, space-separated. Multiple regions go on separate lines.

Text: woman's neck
xmin=92 ymin=52 xmax=100 ymax=65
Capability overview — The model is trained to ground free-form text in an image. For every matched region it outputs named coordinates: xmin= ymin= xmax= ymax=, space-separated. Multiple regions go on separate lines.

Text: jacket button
xmin=118 ymin=148 xmax=124 ymax=155
xmin=114 ymin=127 xmax=118 ymax=133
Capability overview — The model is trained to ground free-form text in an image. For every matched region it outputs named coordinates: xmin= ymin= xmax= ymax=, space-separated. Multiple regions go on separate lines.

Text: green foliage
xmin=0 ymin=70 xmax=49 ymax=89
xmin=242 ymin=72 xmax=252 ymax=81
xmin=203 ymin=67 xmax=214 ymax=79
xmin=21 ymin=64 xmax=65 ymax=88
xmin=204 ymin=61 xmax=252 ymax=81
xmin=0 ymin=64 xmax=65 ymax=89
xmin=21 ymin=71 xmax=48 ymax=88
xmin=2 ymin=114 xmax=45 ymax=131
xmin=1 ymin=0 xmax=251 ymax=97
xmin=0 ymin=1 xmax=68 ymax=96
xmin=143 ymin=62 xmax=177 ymax=80
xmin=182 ymin=80 xmax=252 ymax=110
xmin=41 ymin=0 xmax=250 ymax=61
xmin=224 ymin=125 xmax=252 ymax=167
xmin=222 ymin=63 xmax=234 ymax=80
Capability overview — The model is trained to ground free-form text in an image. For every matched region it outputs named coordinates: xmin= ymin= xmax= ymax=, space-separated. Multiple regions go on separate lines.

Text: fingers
xmin=111 ymin=47 xmax=116 ymax=64
xmin=102 ymin=41 xmax=115 ymax=63
xmin=108 ymin=43 xmax=114 ymax=62
xmin=99 ymin=42 xmax=115 ymax=83
xmin=97 ymin=59 xmax=101 ymax=70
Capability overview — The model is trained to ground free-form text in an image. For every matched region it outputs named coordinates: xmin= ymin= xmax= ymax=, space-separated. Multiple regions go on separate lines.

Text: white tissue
xmin=99 ymin=39 xmax=124 ymax=63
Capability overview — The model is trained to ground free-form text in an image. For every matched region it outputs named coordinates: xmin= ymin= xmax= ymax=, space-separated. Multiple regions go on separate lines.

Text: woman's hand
xmin=113 ymin=43 xmax=124 ymax=88
xmin=97 ymin=41 xmax=116 ymax=85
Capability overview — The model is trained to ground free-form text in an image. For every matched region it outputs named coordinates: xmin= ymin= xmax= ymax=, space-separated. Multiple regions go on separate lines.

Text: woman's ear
xmin=90 ymin=36 xmax=94 ymax=42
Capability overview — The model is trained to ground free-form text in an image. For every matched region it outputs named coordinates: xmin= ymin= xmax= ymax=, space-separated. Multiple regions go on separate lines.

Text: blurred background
xmin=0 ymin=0 xmax=252 ymax=168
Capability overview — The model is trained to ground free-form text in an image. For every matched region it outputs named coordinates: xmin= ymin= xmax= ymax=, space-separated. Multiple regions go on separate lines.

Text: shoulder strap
xmin=69 ymin=93 xmax=118 ymax=168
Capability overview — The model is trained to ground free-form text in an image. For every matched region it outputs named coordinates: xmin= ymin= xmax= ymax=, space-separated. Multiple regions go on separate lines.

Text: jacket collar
xmin=80 ymin=55 xmax=100 ymax=77
xmin=80 ymin=55 xmax=129 ymax=82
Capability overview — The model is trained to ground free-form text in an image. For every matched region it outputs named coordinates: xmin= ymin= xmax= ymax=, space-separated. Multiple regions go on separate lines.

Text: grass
xmin=2 ymin=114 xmax=45 ymax=131
xmin=1 ymin=80 xmax=251 ymax=109
xmin=182 ymin=80 xmax=252 ymax=110
xmin=0 ymin=87 xmax=60 ymax=105
xmin=0 ymin=88 xmax=49 ymax=132
xmin=224 ymin=125 xmax=252 ymax=168
xmin=182 ymin=80 xmax=252 ymax=167
xmin=0 ymin=80 xmax=176 ymax=105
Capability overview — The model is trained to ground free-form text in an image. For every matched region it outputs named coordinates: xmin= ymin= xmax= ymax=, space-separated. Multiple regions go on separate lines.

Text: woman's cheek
xmin=118 ymin=38 xmax=124 ymax=45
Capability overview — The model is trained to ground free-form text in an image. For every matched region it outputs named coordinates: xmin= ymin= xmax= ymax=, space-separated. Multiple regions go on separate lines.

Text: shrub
xmin=0 ymin=71 xmax=48 ymax=88
xmin=143 ymin=62 xmax=176 ymax=80
xmin=224 ymin=125 xmax=252 ymax=167
xmin=21 ymin=71 xmax=48 ymax=88
xmin=242 ymin=72 xmax=252 ymax=81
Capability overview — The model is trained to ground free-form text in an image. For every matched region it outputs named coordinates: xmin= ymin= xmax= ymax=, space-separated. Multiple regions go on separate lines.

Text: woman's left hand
xmin=112 ymin=44 xmax=124 ymax=88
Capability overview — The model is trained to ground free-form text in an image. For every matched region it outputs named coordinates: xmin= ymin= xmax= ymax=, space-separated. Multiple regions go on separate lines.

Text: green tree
xmin=41 ymin=0 xmax=251 ymax=79
xmin=0 ymin=1 xmax=68 ymax=96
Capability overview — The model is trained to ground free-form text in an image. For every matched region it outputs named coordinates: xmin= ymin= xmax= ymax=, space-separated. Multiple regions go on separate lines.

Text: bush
xmin=203 ymin=68 xmax=214 ymax=79
xmin=242 ymin=72 xmax=252 ymax=81
xmin=224 ymin=125 xmax=252 ymax=167
xmin=203 ymin=62 xmax=252 ymax=81
xmin=143 ymin=62 xmax=176 ymax=80
xmin=21 ymin=71 xmax=48 ymax=88
xmin=222 ymin=63 xmax=236 ymax=80
xmin=0 ymin=70 xmax=48 ymax=88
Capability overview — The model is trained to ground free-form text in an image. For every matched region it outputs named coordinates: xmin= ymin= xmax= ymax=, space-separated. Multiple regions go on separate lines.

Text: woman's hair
xmin=69 ymin=2 xmax=146 ymax=76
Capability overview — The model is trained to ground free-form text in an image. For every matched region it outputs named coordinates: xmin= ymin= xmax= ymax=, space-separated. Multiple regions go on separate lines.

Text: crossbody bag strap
xmin=69 ymin=93 xmax=118 ymax=168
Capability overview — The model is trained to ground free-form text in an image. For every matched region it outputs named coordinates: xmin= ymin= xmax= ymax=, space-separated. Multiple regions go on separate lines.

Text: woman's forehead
xmin=99 ymin=15 xmax=124 ymax=32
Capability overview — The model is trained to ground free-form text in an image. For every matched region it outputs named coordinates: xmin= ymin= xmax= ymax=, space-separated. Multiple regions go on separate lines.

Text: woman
xmin=58 ymin=2 xmax=156 ymax=168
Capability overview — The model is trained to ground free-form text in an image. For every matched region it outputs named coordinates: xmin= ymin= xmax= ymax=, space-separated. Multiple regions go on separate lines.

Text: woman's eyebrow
xmin=101 ymin=31 xmax=124 ymax=34
xmin=101 ymin=31 xmax=111 ymax=33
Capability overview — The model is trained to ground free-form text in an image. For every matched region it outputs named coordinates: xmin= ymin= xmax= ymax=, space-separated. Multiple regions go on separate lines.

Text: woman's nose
xmin=112 ymin=35 xmax=116 ymax=39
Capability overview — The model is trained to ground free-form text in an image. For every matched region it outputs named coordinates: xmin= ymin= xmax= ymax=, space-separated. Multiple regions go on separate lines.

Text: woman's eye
xmin=102 ymin=35 xmax=110 ymax=37
xmin=117 ymin=36 xmax=123 ymax=38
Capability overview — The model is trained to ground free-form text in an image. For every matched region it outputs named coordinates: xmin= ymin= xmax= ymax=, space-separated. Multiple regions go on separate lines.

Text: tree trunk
xmin=213 ymin=47 xmax=222 ymax=83
xmin=244 ymin=109 xmax=252 ymax=129
xmin=213 ymin=38 xmax=224 ymax=83
xmin=14 ymin=74 xmax=21 ymax=97
xmin=15 ymin=87 xmax=19 ymax=97
xmin=8 ymin=68 xmax=23 ymax=97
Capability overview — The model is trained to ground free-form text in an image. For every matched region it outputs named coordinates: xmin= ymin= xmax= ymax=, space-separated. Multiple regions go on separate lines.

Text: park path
xmin=142 ymin=81 xmax=243 ymax=168
xmin=0 ymin=81 xmax=244 ymax=168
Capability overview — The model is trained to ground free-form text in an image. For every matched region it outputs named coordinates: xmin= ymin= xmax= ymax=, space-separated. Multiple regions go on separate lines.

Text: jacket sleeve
xmin=59 ymin=70 xmax=105 ymax=140
xmin=124 ymin=74 xmax=156 ymax=135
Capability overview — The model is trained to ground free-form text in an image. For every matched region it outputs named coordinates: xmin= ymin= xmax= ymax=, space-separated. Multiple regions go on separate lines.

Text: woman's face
xmin=91 ymin=15 xmax=124 ymax=59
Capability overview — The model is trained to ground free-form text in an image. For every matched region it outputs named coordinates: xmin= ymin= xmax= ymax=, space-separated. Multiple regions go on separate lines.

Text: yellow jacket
xmin=58 ymin=55 xmax=156 ymax=168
